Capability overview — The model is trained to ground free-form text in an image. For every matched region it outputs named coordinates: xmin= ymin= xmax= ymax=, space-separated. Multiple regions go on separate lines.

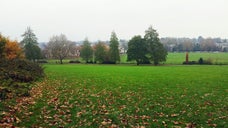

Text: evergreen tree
xmin=80 ymin=38 xmax=93 ymax=63
xmin=144 ymin=26 xmax=167 ymax=65
xmin=20 ymin=27 xmax=41 ymax=62
xmin=109 ymin=31 xmax=120 ymax=63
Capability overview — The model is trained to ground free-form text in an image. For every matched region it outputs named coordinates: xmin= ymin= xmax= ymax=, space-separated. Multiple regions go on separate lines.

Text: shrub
xmin=37 ymin=60 xmax=48 ymax=63
xmin=0 ymin=59 xmax=44 ymax=100
xmin=69 ymin=60 xmax=81 ymax=63
xmin=86 ymin=60 xmax=94 ymax=64
xmin=198 ymin=58 xmax=213 ymax=65
xmin=199 ymin=58 xmax=203 ymax=64
xmin=205 ymin=58 xmax=213 ymax=65
xmin=102 ymin=61 xmax=116 ymax=64
xmin=183 ymin=61 xmax=198 ymax=65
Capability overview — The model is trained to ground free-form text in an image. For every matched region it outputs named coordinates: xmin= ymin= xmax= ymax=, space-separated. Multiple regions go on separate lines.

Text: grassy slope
xmin=15 ymin=65 xmax=228 ymax=127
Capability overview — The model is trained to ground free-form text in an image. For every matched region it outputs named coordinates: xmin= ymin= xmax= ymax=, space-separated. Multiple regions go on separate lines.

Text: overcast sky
xmin=1 ymin=0 xmax=227 ymax=42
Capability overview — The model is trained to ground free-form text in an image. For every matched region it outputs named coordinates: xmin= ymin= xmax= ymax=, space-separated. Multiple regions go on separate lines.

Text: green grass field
xmin=6 ymin=64 xmax=227 ymax=127
xmin=165 ymin=52 xmax=228 ymax=65
xmin=120 ymin=52 xmax=228 ymax=65
xmin=46 ymin=52 xmax=228 ymax=65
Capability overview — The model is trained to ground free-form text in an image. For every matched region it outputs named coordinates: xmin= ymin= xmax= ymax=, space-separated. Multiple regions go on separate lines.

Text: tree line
xmin=1 ymin=26 xmax=168 ymax=65
xmin=40 ymin=26 xmax=167 ymax=65
xmin=161 ymin=37 xmax=228 ymax=52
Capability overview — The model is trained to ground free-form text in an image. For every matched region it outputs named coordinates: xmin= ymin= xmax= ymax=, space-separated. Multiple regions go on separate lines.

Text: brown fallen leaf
xmin=171 ymin=113 xmax=179 ymax=117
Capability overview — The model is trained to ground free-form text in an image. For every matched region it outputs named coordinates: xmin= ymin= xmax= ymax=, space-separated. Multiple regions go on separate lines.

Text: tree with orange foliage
xmin=0 ymin=34 xmax=24 ymax=60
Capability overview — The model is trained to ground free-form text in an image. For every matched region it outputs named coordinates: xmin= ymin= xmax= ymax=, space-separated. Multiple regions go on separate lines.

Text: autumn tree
xmin=5 ymin=40 xmax=24 ymax=60
xmin=144 ymin=26 xmax=167 ymax=65
xmin=127 ymin=35 xmax=148 ymax=65
xmin=109 ymin=31 xmax=120 ymax=63
xmin=47 ymin=34 xmax=75 ymax=64
xmin=80 ymin=38 xmax=93 ymax=63
xmin=0 ymin=34 xmax=24 ymax=60
xmin=20 ymin=27 xmax=42 ymax=62
xmin=94 ymin=42 xmax=108 ymax=63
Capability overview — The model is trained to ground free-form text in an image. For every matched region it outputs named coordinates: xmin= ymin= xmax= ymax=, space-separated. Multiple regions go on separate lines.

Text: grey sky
xmin=1 ymin=0 xmax=227 ymax=42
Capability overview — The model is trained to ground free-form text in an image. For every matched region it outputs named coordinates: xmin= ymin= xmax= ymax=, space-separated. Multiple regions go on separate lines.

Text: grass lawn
xmin=1 ymin=64 xmax=228 ymax=127
xmin=120 ymin=52 xmax=228 ymax=65
xmin=166 ymin=52 xmax=228 ymax=65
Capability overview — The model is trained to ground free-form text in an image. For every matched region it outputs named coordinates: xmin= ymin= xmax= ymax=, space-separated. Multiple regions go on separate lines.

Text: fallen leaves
xmin=171 ymin=113 xmax=179 ymax=117
xmin=0 ymin=80 xmax=45 ymax=127
xmin=1 ymin=73 xmax=227 ymax=128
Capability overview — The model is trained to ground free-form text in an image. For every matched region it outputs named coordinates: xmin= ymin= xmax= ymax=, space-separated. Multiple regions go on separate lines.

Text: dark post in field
xmin=186 ymin=52 xmax=189 ymax=64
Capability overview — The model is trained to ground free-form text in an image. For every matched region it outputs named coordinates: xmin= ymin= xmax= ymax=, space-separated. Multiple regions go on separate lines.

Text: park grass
xmin=44 ymin=52 xmax=228 ymax=65
xmin=166 ymin=52 xmax=228 ymax=65
xmin=4 ymin=64 xmax=227 ymax=127
xmin=120 ymin=52 xmax=228 ymax=65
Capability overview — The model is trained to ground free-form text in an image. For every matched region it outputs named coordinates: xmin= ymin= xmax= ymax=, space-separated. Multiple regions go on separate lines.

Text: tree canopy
xmin=0 ymin=34 xmax=24 ymax=60
xmin=94 ymin=42 xmax=108 ymax=63
xmin=127 ymin=35 xmax=148 ymax=65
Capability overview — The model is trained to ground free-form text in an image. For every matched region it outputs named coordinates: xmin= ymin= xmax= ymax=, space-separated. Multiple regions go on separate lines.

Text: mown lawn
xmin=2 ymin=65 xmax=228 ymax=127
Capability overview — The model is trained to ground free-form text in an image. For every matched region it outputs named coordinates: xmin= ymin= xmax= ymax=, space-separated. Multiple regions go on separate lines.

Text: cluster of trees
xmin=80 ymin=26 xmax=167 ymax=65
xmin=41 ymin=31 xmax=120 ymax=64
xmin=1 ymin=26 xmax=167 ymax=65
xmin=40 ymin=26 xmax=167 ymax=65
xmin=127 ymin=26 xmax=167 ymax=65
xmin=80 ymin=31 xmax=120 ymax=64
xmin=161 ymin=37 xmax=228 ymax=52
xmin=1 ymin=27 xmax=44 ymax=62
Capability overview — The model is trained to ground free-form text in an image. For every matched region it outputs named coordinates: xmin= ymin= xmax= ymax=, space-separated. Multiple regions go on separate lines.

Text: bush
xmin=0 ymin=59 xmax=44 ymax=100
xmin=86 ymin=60 xmax=94 ymax=64
xmin=204 ymin=58 xmax=213 ymax=65
xmin=198 ymin=58 xmax=212 ymax=65
xmin=102 ymin=61 xmax=116 ymax=64
xmin=37 ymin=60 xmax=48 ymax=63
xmin=183 ymin=61 xmax=198 ymax=65
xmin=199 ymin=58 xmax=203 ymax=64
xmin=69 ymin=60 xmax=81 ymax=63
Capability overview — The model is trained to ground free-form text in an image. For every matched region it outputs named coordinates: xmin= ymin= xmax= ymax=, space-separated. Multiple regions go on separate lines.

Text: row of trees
xmin=41 ymin=31 xmax=120 ymax=64
xmin=161 ymin=37 xmax=228 ymax=52
xmin=1 ymin=26 xmax=167 ymax=65
xmin=80 ymin=26 xmax=167 ymax=65
xmin=80 ymin=32 xmax=120 ymax=64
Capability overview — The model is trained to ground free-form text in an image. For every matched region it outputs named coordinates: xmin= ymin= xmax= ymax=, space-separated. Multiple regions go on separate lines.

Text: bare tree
xmin=200 ymin=38 xmax=217 ymax=51
xmin=47 ymin=34 xmax=75 ymax=64
xmin=182 ymin=39 xmax=193 ymax=51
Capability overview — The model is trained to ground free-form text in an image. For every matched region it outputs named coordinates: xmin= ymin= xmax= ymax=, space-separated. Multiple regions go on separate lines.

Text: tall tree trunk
xmin=60 ymin=58 xmax=63 ymax=64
